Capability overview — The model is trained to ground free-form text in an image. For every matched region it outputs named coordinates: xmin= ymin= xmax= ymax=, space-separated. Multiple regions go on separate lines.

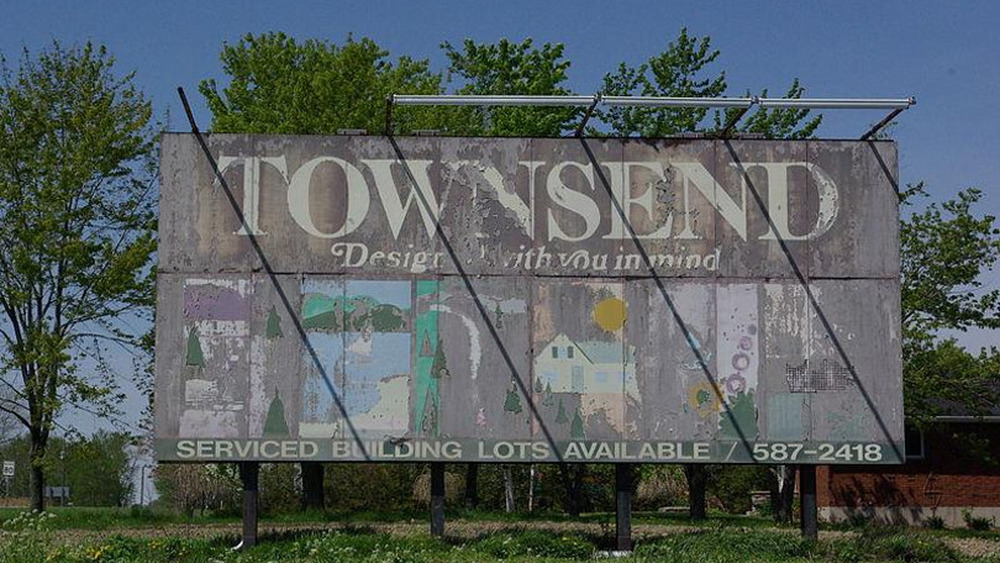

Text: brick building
xmin=818 ymin=407 xmax=1000 ymax=527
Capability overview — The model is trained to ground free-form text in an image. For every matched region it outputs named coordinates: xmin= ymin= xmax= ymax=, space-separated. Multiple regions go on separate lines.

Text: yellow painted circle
xmin=688 ymin=382 xmax=722 ymax=418
xmin=593 ymin=297 xmax=627 ymax=332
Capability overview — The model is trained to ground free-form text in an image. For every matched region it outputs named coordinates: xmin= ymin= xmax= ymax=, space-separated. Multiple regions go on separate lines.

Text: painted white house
xmin=534 ymin=334 xmax=638 ymax=396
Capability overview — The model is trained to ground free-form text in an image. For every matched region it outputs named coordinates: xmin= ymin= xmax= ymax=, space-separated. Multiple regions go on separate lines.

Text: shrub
xmin=963 ymin=508 xmax=995 ymax=531
xmin=635 ymin=465 xmax=687 ymax=510
xmin=706 ymin=466 xmax=772 ymax=514
xmin=260 ymin=463 xmax=300 ymax=515
xmin=923 ymin=514 xmax=946 ymax=529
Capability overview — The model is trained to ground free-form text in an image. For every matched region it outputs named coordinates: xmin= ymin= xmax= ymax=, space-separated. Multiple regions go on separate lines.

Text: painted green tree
xmin=0 ymin=42 xmax=156 ymax=511
xmin=542 ymin=382 xmax=554 ymax=407
xmin=266 ymin=306 xmax=283 ymax=339
xmin=369 ymin=304 xmax=406 ymax=332
xmin=185 ymin=327 xmax=205 ymax=367
xmin=503 ymin=381 xmax=523 ymax=415
xmin=570 ymin=408 xmax=585 ymax=440
xmin=263 ymin=390 xmax=289 ymax=437
xmin=431 ymin=338 xmax=449 ymax=379
xmin=555 ymin=398 xmax=568 ymax=424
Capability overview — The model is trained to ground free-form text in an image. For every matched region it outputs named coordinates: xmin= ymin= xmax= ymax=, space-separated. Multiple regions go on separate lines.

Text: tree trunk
xmin=769 ymin=465 xmax=797 ymax=524
xmin=464 ymin=463 xmax=479 ymax=510
xmin=559 ymin=464 xmax=584 ymax=517
xmin=29 ymin=437 xmax=45 ymax=512
xmin=300 ymin=462 xmax=325 ymax=511
xmin=502 ymin=465 xmax=515 ymax=513
xmin=528 ymin=464 xmax=536 ymax=513
xmin=684 ymin=465 xmax=707 ymax=521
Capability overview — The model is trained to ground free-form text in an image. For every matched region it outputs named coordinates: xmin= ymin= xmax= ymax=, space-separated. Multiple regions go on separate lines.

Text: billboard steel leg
xmin=430 ymin=463 xmax=445 ymax=537
xmin=800 ymin=465 xmax=818 ymax=541
xmin=615 ymin=463 xmax=633 ymax=551
xmin=238 ymin=462 xmax=259 ymax=549
xmin=301 ymin=462 xmax=325 ymax=510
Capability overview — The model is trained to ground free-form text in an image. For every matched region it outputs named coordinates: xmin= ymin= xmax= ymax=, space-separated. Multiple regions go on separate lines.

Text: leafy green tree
xmin=200 ymin=33 xmax=447 ymax=135
xmin=0 ymin=431 xmax=134 ymax=506
xmin=597 ymin=28 xmax=820 ymax=138
xmin=899 ymin=184 xmax=1000 ymax=422
xmin=442 ymin=38 xmax=578 ymax=136
xmin=63 ymin=430 xmax=134 ymax=506
xmin=0 ymin=42 xmax=156 ymax=511
xmin=716 ymin=78 xmax=822 ymax=139
xmin=598 ymin=28 xmax=726 ymax=137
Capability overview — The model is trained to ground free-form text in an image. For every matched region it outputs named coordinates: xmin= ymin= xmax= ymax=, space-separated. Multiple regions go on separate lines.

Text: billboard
xmin=154 ymin=134 xmax=903 ymax=464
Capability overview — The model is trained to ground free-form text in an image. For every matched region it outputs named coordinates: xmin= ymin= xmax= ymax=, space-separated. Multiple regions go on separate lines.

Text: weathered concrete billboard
xmin=155 ymin=134 xmax=903 ymax=464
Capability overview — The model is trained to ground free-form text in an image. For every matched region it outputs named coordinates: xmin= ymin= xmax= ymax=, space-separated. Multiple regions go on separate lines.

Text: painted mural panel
xmin=425 ymin=277 xmax=533 ymax=442
xmin=155 ymin=135 xmax=903 ymax=464
xmin=625 ymin=280 xmax=717 ymax=441
xmin=248 ymin=274 xmax=301 ymax=439
xmin=807 ymin=279 xmax=903 ymax=454
xmin=178 ymin=277 xmax=251 ymax=438
xmin=532 ymin=279 xmax=629 ymax=443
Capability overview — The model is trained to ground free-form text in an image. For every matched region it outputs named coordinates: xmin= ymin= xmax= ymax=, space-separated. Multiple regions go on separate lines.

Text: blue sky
xmin=3 ymin=0 xmax=998 ymax=431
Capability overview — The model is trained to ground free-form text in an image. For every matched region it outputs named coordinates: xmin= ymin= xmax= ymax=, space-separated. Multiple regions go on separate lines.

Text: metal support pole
xmin=384 ymin=96 xmax=395 ymax=136
xmin=430 ymin=463 xmax=446 ymax=537
xmin=239 ymin=461 xmax=260 ymax=549
xmin=800 ymin=465 xmax=818 ymax=541
xmin=615 ymin=463 xmax=633 ymax=551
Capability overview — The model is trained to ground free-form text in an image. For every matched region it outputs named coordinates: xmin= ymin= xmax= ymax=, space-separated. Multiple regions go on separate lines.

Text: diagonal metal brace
xmin=717 ymin=104 xmax=752 ymax=139
xmin=861 ymin=97 xmax=915 ymax=140
xmin=860 ymin=108 xmax=904 ymax=140
xmin=575 ymin=95 xmax=601 ymax=137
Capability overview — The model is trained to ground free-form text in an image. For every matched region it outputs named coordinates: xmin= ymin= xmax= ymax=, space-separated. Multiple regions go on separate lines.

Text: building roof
xmin=927 ymin=380 xmax=1000 ymax=421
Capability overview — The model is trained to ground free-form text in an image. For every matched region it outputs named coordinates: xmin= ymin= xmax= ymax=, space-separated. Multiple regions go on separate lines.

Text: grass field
xmin=0 ymin=508 xmax=997 ymax=562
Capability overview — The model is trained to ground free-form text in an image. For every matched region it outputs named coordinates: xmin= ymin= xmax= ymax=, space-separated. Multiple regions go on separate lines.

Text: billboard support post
xmin=301 ymin=462 xmax=324 ymax=510
xmin=430 ymin=463 xmax=446 ymax=536
xmin=615 ymin=463 xmax=633 ymax=551
xmin=800 ymin=465 xmax=818 ymax=540
xmin=239 ymin=462 xmax=259 ymax=549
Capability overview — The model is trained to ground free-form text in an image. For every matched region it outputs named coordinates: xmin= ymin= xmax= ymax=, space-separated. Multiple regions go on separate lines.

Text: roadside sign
xmin=2 ymin=461 xmax=13 ymax=477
